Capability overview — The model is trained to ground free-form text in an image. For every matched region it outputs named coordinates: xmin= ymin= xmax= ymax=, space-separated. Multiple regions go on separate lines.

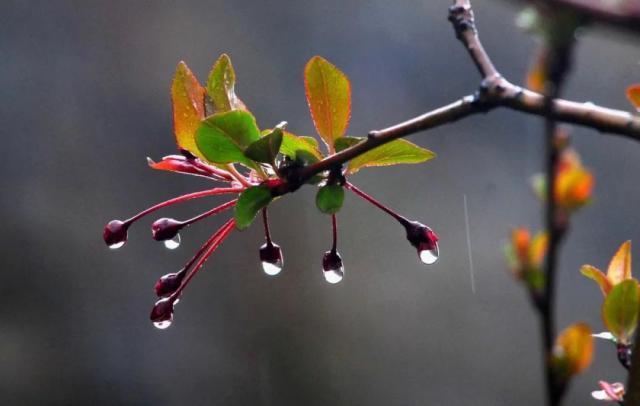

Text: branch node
xmin=448 ymin=3 xmax=476 ymax=40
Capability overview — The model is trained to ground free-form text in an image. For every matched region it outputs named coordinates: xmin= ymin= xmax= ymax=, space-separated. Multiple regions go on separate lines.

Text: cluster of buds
xmin=504 ymin=227 xmax=548 ymax=303
xmin=103 ymin=54 xmax=439 ymax=329
xmin=531 ymin=134 xmax=595 ymax=222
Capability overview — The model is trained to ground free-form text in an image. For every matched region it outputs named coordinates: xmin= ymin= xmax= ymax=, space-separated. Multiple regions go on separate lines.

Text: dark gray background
xmin=1 ymin=0 xmax=639 ymax=404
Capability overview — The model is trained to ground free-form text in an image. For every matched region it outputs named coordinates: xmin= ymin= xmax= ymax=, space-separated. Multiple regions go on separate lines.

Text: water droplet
xmin=419 ymin=243 xmax=439 ymax=265
xmin=109 ymin=241 xmax=125 ymax=250
xmin=322 ymin=250 xmax=344 ymax=284
xmin=259 ymin=243 xmax=284 ymax=276
xmin=262 ymin=261 xmax=282 ymax=276
xmin=323 ymin=268 xmax=344 ymax=284
xmin=153 ymin=319 xmax=172 ymax=329
xmin=164 ymin=234 xmax=181 ymax=250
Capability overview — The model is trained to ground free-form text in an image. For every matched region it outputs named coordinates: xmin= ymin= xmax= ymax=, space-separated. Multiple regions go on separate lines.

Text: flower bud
xmin=150 ymin=297 xmax=174 ymax=329
xmin=404 ymin=221 xmax=439 ymax=265
xmin=259 ymin=242 xmax=283 ymax=276
xmin=155 ymin=269 xmax=187 ymax=297
xmin=103 ymin=220 xmax=129 ymax=249
xmin=151 ymin=218 xmax=183 ymax=241
xmin=322 ymin=250 xmax=344 ymax=284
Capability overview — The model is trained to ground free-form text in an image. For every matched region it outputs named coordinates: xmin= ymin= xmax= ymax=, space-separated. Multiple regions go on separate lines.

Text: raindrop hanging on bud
xmin=150 ymin=297 xmax=174 ymax=329
xmin=164 ymin=234 xmax=181 ymax=250
xmin=322 ymin=250 xmax=344 ymax=284
xmin=259 ymin=242 xmax=283 ymax=276
xmin=151 ymin=218 xmax=183 ymax=242
xmin=155 ymin=269 xmax=187 ymax=297
xmin=403 ymin=221 xmax=439 ymax=265
xmin=103 ymin=220 xmax=129 ymax=249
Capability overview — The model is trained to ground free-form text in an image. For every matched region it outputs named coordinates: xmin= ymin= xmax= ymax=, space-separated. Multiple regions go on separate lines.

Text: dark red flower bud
xmin=322 ymin=250 xmax=344 ymax=284
xmin=103 ymin=220 xmax=129 ymax=249
xmin=259 ymin=242 xmax=283 ymax=276
xmin=150 ymin=297 xmax=174 ymax=329
xmin=151 ymin=218 xmax=183 ymax=241
xmin=155 ymin=269 xmax=187 ymax=297
xmin=404 ymin=221 xmax=439 ymax=264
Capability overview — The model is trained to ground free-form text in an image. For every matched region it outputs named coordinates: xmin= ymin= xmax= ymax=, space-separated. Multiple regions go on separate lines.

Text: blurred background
xmin=1 ymin=0 xmax=639 ymax=404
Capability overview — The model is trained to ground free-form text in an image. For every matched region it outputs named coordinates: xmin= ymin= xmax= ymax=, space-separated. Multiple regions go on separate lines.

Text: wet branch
xmin=271 ymin=0 xmax=640 ymax=196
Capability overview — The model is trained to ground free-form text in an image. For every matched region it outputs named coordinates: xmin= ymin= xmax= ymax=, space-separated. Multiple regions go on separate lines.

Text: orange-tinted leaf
xmin=147 ymin=155 xmax=213 ymax=178
xmin=529 ymin=231 xmax=548 ymax=266
xmin=580 ymin=265 xmax=612 ymax=297
xmin=627 ymin=84 xmax=640 ymax=112
xmin=526 ymin=47 xmax=547 ymax=93
xmin=512 ymin=228 xmax=531 ymax=264
xmin=304 ymin=56 xmax=351 ymax=151
xmin=553 ymin=323 xmax=593 ymax=377
xmin=607 ymin=241 xmax=632 ymax=285
xmin=171 ymin=61 xmax=206 ymax=156
xmin=602 ymin=279 xmax=639 ymax=344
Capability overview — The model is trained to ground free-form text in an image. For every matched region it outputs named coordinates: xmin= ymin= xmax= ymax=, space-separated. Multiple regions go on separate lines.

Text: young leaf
xmin=171 ymin=61 xmax=206 ymax=156
xmin=304 ymin=56 xmax=351 ymax=150
xmin=244 ymin=127 xmax=283 ymax=163
xmin=235 ymin=185 xmax=273 ymax=230
xmin=552 ymin=323 xmax=593 ymax=377
xmin=334 ymin=136 xmax=363 ymax=152
xmin=207 ymin=54 xmax=245 ymax=112
xmin=280 ymin=132 xmax=323 ymax=160
xmin=345 ymin=138 xmax=435 ymax=174
xmin=606 ymin=241 xmax=632 ymax=285
xmin=316 ymin=184 xmax=344 ymax=214
xmin=602 ymin=279 xmax=639 ymax=344
xmin=580 ymin=265 xmax=612 ymax=297
xmin=195 ymin=110 xmax=260 ymax=165
xmin=627 ymin=84 xmax=640 ymax=112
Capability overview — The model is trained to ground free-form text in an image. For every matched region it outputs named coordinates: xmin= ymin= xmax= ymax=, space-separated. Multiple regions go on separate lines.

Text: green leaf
xmin=280 ymin=132 xmax=323 ymax=161
xmin=316 ymin=184 xmax=344 ymax=214
xmin=244 ymin=127 xmax=283 ymax=163
xmin=234 ymin=185 xmax=273 ymax=230
xmin=602 ymin=280 xmax=640 ymax=344
xmin=304 ymin=56 xmax=351 ymax=150
xmin=334 ymin=136 xmax=363 ymax=152
xmin=195 ymin=110 xmax=260 ymax=165
xmin=206 ymin=54 xmax=244 ymax=113
xmin=345 ymin=138 xmax=436 ymax=174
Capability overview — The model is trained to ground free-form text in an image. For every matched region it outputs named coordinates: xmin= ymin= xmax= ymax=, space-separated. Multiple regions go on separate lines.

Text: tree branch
xmin=269 ymin=0 xmax=640 ymax=195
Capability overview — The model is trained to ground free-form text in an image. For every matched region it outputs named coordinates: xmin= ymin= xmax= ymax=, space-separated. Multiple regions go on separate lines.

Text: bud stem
xmin=344 ymin=182 xmax=409 ymax=226
xmin=181 ymin=199 xmax=238 ymax=227
xmin=169 ymin=218 xmax=236 ymax=301
xmin=126 ymin=187 xmax=244 ymax=225
xmin=331 ymin=214 xmax=338 ymax=252
xmin=262 ymin=208 xmax=273 ymax=245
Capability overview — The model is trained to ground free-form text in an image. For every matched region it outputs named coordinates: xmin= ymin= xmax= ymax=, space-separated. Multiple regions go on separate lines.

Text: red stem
xmin=344 ymin=182 xmax=409 ymax=226
xmin=181 ymin=199 xmax=237 ymax=227
xmin=262 ymin=208 xmax=272 ymax=244
xmin=170 ymin=219 xmax=236 ymax=301
xmin=331 ymin=214 xmax=338 ymax=252
xmin=126 ymin=187 xmax=243 ymax=224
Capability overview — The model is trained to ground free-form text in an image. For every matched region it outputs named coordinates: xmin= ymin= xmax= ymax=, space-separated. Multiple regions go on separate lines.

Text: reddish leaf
xmin=304 ymin=56 xmax=351 ymax=151
xmin=607 ymin=241 xmax=632 ymax=285
xmin=580 ymin=265 xmax=612 ymax=297
xmin=171 ymin=62 xmax=206 ymax=157
xmin=627 ymin=84 xmax=640 ymax=111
